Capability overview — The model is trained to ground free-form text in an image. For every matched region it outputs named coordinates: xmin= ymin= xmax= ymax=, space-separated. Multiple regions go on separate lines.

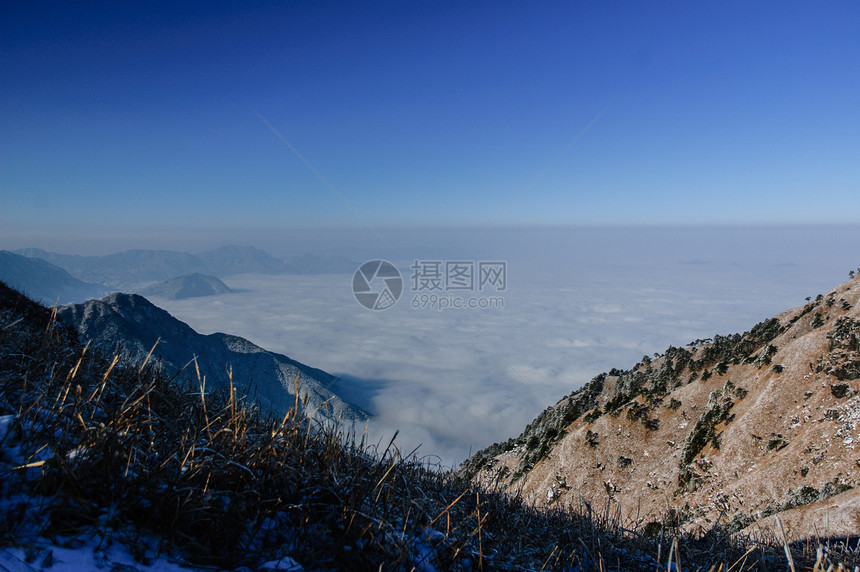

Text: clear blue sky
xmin=2 ymin=1 xmax=859 ymax=240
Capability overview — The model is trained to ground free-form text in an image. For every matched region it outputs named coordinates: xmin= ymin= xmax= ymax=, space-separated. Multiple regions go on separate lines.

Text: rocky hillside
xmin=461 ymin=272 xmax=860 ymax=540
xmin=57 ymin=293 xmax=368 ymax=423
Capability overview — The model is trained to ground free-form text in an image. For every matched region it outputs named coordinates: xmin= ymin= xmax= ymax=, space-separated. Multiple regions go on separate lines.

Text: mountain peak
xmin=57 ymin=293 xmax=368 ymax=423
xmin=140 ymin=273 xmax=233 ymax=299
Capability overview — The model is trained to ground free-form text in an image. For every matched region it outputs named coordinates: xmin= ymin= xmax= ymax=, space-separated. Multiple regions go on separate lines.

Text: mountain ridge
xmin=461 ymin=271 xmax=860 ymax=540
xmin=0 ymin=250 xmax=108 ymax=305
xmin=14 ymin=246 xmax=359 ymax=289
xmin=15 ymin=246 xmax=286 ymax=288
xmin=57 ymin=292 xmax=368 ymax=424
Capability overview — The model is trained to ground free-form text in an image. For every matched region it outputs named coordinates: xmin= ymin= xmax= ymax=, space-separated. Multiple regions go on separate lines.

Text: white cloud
xmin=148 ymin=226 xmax=860 ymax=467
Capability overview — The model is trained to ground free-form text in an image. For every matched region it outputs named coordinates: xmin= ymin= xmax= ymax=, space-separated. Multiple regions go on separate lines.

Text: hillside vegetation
xmin=462 ymin=270 xmax=860 ymax=549
xmin=0 ymin=280 xmax=849 ymax=570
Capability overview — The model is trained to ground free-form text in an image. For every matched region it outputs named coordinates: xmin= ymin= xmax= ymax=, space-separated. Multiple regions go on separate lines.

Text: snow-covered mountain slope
xmin=57 ymin=293 xmax=368 ymax=423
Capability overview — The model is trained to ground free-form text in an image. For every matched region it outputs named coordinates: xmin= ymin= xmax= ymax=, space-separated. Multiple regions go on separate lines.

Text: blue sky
xmin=2 ymin=1 xmax=859 ymax=243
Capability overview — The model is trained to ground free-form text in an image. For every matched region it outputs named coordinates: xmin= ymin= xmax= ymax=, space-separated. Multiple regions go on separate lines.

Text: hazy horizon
xmin=3 ymin=222 xmax=858 ymax=262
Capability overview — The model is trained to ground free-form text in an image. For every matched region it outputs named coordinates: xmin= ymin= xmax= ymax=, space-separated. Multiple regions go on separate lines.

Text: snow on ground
xmin=0 ymin=533 xmax=305 ymax=571
xmin=0 ymin=539 xmax=190 ymax=572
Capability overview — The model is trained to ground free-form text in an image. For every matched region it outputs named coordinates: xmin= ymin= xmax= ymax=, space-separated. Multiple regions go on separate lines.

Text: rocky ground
xmin=463 ymin=273 xmax=860 ymax=541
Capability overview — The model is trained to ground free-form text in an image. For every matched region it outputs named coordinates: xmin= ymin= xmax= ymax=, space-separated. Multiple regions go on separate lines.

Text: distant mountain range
xmin=57 ymin=292 xmax=368 ymax=423
xmin=0 ymin=250 xmax=108 ymax=305
xmin=0 ymin=247 xmax=368 ymax=424
xmin=13 ymin=246 xmax=358 ymax=289
xmin=14 ymin=247 xmax=211 ymax=288
xmin=140 ymin=273 xmax=233 ymax=299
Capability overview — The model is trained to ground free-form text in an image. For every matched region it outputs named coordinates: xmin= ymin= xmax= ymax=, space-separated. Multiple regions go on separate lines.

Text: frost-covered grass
xmin=0 ymin=280 xmax=853 ymax=571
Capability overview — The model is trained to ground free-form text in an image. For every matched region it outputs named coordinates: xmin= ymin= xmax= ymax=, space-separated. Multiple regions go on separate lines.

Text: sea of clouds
xmin=147 ymin=225 xmax=860 ymax=467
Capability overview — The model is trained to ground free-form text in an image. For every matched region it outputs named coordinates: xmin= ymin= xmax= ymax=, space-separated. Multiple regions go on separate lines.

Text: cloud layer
xmin=148 ymin=227 xmax=859 ymax=466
